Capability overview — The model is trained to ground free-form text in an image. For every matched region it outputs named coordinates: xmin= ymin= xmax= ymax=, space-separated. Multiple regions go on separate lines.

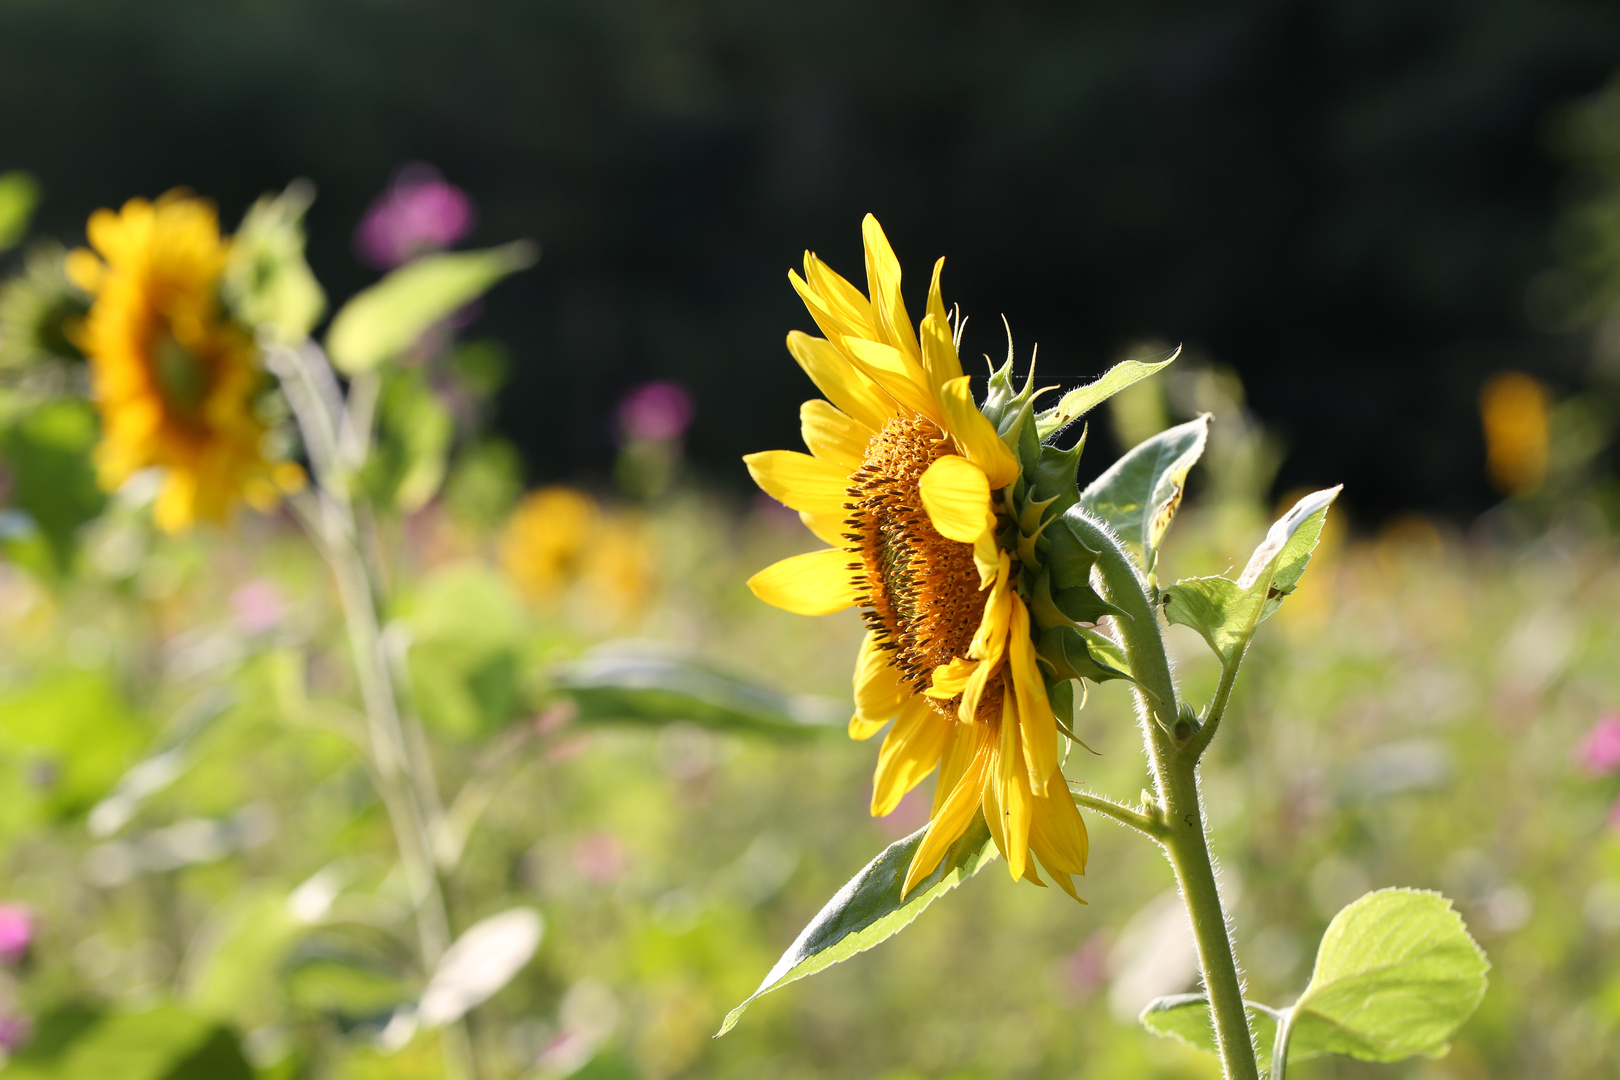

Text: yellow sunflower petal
xmin=1029 ymin=771 xmax=1089 ymax=894
xmin=861 ymin=215 xmax=922 ymax=362
xmin=926 ymin=656 xmax=977 ymax=699
xmin=744 ymin=449 xmax=850 ymax=515
xmin=919 ymin=309 xmax=964 ymax=404
xmin=938 ymin=375 xmax=1019 ymax=489
xmin=925 ymin=256 xmax=954 ymax=336
xmin=1008 ymin=596 xmax=1059 ymax=796
xmin=800 ymin=399 xmax=874 ymax=469
xmin=852 ymin=630 xmax=909 ymax=735
xmin=934 ymin=717 xmax=981 ymax=816
xmin=871 ymin=696 xmax=951 ymax=816
xmin=803 ymin=252 xmax=880 ymax=343
xmin=843 ymin=337 xmax=945 ymax=425
xmin=991 ymin=674 xmax=1034 ymax=880
xmin=785 ymin=330 xmax=893 ymax=431
xmin=64 ymin=249 xmax=105 ymax=293
xmin=904 ymin=725 xmax=991 ymax=897
xmin=918 ymin=455 xmax=994 ymax=544
xmin=959 ymin=554 xmax=1013 ymax=722
xmin=746 ymin=548 xmax=858 ymax=616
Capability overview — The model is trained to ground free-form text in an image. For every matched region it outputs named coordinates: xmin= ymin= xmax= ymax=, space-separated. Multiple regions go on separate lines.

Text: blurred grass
xmin=0 ymin=468 xmax=1615 ymax=1078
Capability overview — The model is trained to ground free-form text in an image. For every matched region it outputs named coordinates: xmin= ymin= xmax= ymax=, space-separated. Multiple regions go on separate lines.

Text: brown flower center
xmin=846 ymin=413 xmax=995 ymax=718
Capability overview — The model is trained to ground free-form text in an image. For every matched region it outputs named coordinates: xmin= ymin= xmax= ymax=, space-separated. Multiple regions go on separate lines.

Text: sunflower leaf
xmin=326 ymin=242 xmax=536 ymax=373
xmin=716 ymin=816 xmax=997 ymax=1036
xmin=1036 ymin=350 xmax=1179 ymax=440
xmin=1138 ymin=993 xmax=1279 ymax=1073
xmin=223 ymin=181 xmax=325 ymax=344
xmin=553 ymin=653 xmax=840 ymax=736
xmin=1162 ymin=486 xmax=1340 ymax=663
xmin=1286 ymin=889 xmax=1488 ymax=1064
xmin=1078 ymin=415 xmax=1209 ymax=580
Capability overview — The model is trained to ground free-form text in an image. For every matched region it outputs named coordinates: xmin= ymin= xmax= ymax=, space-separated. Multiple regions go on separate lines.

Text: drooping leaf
xmin=419 ymin=907 xmax=544 ymax=1027
xmin=1286 ymin=889 xmax=1488 ymax=1064
xmin=554 ymin=652 xmax=841 ymax=736
xmin=1078 ymin=415 xmax=1209 ymax=578
xmin=717 ymin=815 xmax=997 ymax=1036
xmin=326 ymin=242 xmax=536 ymax=373
xmin=1138 ymin=993 xmax=1279 ymax=1073
xmin=1035 ymin=350 xmax=1179 ymax=439
xmin=223 ymin=181 xmax=325 ymax=344
xmin=3 ymin=1002 xmax=254 ymax=1080
xmin=1162 ymin=486 xmax=1340 ymax=663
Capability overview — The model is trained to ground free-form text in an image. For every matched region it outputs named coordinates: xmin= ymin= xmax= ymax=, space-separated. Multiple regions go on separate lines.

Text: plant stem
xmin=1270 ymin=1008 xmax=1295 ymax=1080
xmin=1066 ymin=512 xmax=1259 ymax=1080
xmin=274 ymin=345 xmax=479 ymax=1080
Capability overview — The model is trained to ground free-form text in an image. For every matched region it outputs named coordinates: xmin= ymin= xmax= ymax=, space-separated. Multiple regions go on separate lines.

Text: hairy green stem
xmin=1068 ymin=785 xmax=1165 ymax=839
xmin=1067 ymin=512 xmax=1258 ymax=1080
xmin=1271 ymin=1009 xmax=1295 ymax=1080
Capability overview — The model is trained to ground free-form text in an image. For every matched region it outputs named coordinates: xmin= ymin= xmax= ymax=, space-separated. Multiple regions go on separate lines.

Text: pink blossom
xmin=231 ymin=581 xmax=285 ymax=636
xmin=1576 ymin=714 xmax=1620 ymax=777
xmin=616 ymin=381 xmax=694 ymax=444
xmin=572 ymin=834 xmax=628 ymax=886
xmin=0 ymin=1014 xmax=30 ymax=1052
xmin=1065 ymin=931 xmax=1112 ymax=1000
xmin=354 ymin=164 xmax=476 ymax=270
xmin=0 ymin=904 xmax=31 ymax=965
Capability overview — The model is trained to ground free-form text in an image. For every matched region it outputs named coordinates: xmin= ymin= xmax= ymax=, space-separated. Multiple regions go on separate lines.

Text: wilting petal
xmin=871 ymin=696 xmax=951 ymax=816
xmin=1029 ymin=774 xmax=1089 ymax=902
xmin=747 ymin=549 xmax=857 ymax=616
xmin=861 ymin=215 xmax=922 ymax=362
xmin=744 ymin=450 xmax=849 ymax=515
xmin=785 ymin=329 xmax=893 ymax=431
xmin=851 ymin=630 xmax=909 ymax=738
xmin=918 ymin=455 xmax=994 ymax=544
xmin=1008 ymin=596 xmax=1058 ymax=796
xmin=989 ymin=677 xmax=1033 ymax=880
xmin=938 ymin=375 xmax=1019 ymax=489
xmin=800 ymin=399 xmax=874 ymax=469
xmin=904 ymin=725 xmax=992 ymax=897
xmin=933 ymin=717 xmax=982 ymax=816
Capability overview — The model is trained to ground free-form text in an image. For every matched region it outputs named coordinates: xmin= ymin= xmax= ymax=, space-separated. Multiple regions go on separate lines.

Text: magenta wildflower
xmin=354 ymin=164 xmax=476 ymax=270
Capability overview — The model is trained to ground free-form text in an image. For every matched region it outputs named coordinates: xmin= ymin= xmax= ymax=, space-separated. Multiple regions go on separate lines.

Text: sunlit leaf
xmin=0 ymin=671 xmax=145 ymax=820
xmin=326 ymin=242 xmax=536 ymax=373
xmin=1286 ymin=889 xmax=1488 ymax=1063
xmin=1078 ymin=415 xmax=1209 ymax=578
xmin=0 ymin=401 xmax=107 ymax=573
xmin=1162 ymin=486 xmax=1340 ymax=663
xmin=419 ymin=907 xmax=544 ymax=1027
xmin=1138 ymin=993 xmax=1278 ymax=1072
xmin=3 ymin=1002 xmax=253 ymax=1080
xmin=399 ymin=561 xmax=528 ymax=738
xmin=717 ymin=815 xmax=997 ymax=1036
xmin=361 ymin=370 xmax=455 ymax=512
xmin=1034 ymin=350 xmax=1178 ymax=439
xmin=554 ymin=652 xmax=841 ymax=735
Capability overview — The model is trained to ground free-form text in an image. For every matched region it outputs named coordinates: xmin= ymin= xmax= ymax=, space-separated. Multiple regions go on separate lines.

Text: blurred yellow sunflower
xmin=745 ymin=216 xmax=1088 ymax=900
xmin=500 ymin=486 xmax=597 ymax=602
xmin=66 ymin=193 xmax=300 ymax=532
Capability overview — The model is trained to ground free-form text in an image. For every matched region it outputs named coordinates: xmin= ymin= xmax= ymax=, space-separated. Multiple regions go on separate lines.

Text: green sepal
xmin=1038 ymin=625 xmax=1131 ymax=684
xmin=1076 ymin=627 xmax=1131 ymax=678
xmin=979 ymin=355 xmax=1024 ymax=430
xmin=1027 ymin=431 xmax=1086 ymax=523
xmin=1042 ymin=676 xmax=1093 ymax=752
xmin=1043 ymin=512 xmax=1102 ymax=591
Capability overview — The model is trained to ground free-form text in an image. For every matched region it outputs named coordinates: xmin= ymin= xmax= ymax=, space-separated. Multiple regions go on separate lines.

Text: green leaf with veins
xmin=1286 ymin=888 xmax=1488 ymax=1063
xmin=1162 ymin=485 xmax=1340 ymax=663
xmin=717 ymin=816 xmax=998 ymax=1036
xmin=1078 ymin=415 xmax=1209 ymax=578
xmin=1139 ymin=994 xmax=1279 ymax=1073
xmin=1035 ymin=350 xmax=1179 ymax=439
xmin=554 ymin=652 xmax=841 ymax=736
xmin=326 ymin=241 xmax=536 ymax=373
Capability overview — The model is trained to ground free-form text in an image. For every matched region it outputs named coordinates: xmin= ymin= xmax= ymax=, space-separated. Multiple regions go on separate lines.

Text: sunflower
xmin=745 ymin=216 xmax=1093 ymax=900
xmin=66 ymin=193 xmax=300 ymax=532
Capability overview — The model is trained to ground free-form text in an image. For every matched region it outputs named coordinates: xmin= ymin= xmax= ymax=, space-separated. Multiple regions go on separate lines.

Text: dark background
xmin=4 ymin=0 xmax=1618 ymax=520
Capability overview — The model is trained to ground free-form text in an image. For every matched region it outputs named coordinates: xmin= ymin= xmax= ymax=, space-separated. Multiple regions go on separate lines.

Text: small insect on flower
xmin=744 ymin=216 xmax=1092 ymax=900
xmin=66 ymin=192 xmax=303 ymax=532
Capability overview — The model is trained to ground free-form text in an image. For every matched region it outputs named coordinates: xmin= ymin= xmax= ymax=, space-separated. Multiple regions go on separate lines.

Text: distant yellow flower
xmin=66 ymin=193 xmax=300 ymax=532
xmin=500 ymin=486 xmax=597 ymax=602
xmin=1479 ymin=371 xmax=1550 ymax=497
xmin=745 ymin=216 xmax=1087 ymax=899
